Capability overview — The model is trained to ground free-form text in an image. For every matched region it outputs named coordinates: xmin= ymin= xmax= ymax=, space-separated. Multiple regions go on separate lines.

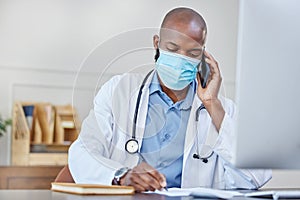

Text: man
xmin=69 ymin=7 xmax=271 ymax=192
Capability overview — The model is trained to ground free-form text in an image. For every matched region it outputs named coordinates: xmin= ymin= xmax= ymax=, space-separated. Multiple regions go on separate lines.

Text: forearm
xmin=69 ymin=137 xmax=124 ymax=185
xmin=68 ymin=110 xmax=124 ymax=185
xmin=203 ymin=98 xmax=225 ymax=132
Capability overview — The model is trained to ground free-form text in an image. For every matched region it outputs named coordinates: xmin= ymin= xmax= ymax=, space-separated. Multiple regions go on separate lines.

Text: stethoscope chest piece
xmin=125 ymin=139 xmax=139 ymax=154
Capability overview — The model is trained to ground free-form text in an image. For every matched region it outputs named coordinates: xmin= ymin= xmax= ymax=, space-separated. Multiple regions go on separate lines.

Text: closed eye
xmin=166 ymin=47 xmax=179 ymax=52
xmin=188 ymin=50 xmax=203 ymax=58
xmin=165 ymin=42 xmax=179 ymax=52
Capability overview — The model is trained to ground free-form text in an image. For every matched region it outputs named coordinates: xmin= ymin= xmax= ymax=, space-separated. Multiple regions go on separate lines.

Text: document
xmin=245 ymin=190 xmax=300 ymax=200
xmin=151 ymin=187 xmax=300 ymax=199
xmin=150 ymin=187 xmax=243 ymax=199
xmin=51 ymin=182 xmax=135 ymax=195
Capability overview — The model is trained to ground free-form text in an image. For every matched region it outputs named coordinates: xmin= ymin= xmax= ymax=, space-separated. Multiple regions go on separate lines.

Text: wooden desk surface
xmin=0 ymin=190 xmax=266 ymax=200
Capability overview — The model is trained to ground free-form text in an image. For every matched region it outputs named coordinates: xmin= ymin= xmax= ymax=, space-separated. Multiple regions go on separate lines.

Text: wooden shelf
xmin=11 ymin=102 xmax=80 ymax=166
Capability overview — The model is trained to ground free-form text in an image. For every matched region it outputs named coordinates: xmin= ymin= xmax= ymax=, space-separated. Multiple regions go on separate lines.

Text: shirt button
xmin=169 ymin=107 xmax=175 ymax=111
xmin=159 ymin=162 xmax=166 ymax=168
xmin=165 ymin=134 xmax=170 ymax=140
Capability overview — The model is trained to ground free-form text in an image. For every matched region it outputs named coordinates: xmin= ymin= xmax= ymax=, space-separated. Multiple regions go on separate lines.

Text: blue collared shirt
xmin=140 ymin=72 xmax=195 ymax=188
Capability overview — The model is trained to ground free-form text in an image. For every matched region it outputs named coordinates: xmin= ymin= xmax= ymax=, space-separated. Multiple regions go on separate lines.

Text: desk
xmin=0 ymin=190 xmax=267 ymax=200
xmin=0 ymin=166 xmax=63 ymax=189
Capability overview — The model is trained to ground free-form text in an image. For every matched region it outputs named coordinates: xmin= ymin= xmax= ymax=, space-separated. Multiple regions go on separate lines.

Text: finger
xmin=141 ymin=163 xmax=166 ymax=188
xmin=130 ymin=180 xmax=147 ymax=193
xmin=123 ymin=168 xmax=148 ymax=191
xmin=131 ymin=172 xmax=155 ymax=191
xmin=204 ymin=51 xmax=217 ymax=67
xmin=157 ymin=173 xmax=167 ymax=188
xmin=125 ymin=169 xmax=154 ymax=192
xmin=139 ymin=170 xmax=162 ymax=190
xmin=204 ymin=58 xmax=216 ymax=72
xmin=204 ymin=50 xmax=216 ymax=62
xmin=130 ymin=163 xmax=161 ymax=191
xmin=204 ymin=54 xmax=220 ymax=76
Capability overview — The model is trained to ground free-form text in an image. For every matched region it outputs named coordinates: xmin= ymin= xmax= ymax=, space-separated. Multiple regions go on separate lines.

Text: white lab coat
xmin=69 ymin=71 xmax=272 ymax=189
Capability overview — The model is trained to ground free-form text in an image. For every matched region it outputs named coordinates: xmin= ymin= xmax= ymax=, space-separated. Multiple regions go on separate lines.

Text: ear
xmin=153 ymin=35 xmax=159 ymax=49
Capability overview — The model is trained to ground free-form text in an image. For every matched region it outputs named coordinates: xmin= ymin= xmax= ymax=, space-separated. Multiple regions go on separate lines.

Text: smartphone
xmin=199 ymin=50 xmax=210 ymax=88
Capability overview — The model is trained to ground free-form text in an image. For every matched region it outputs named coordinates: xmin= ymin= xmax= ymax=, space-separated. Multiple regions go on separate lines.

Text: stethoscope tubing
xmin=126 ymin=70 xmax=214 ymax=162
xmin=131 ymin=70 xmax=153 ymax=140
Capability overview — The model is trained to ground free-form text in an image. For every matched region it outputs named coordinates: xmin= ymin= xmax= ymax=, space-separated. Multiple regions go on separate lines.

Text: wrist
xmin=202 ymin=98 xmax=225 ymax=132
xmin=112 ymin=167 xmax=130 ymax=185
xmin=119 ymin=173 xmax=128 ymax=186
xmin=202 ymin=98 xmax=221 ymax=108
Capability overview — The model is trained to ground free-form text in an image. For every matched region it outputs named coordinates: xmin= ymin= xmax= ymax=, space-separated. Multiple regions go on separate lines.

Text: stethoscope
xmin=124 ymin=70 xmax=153 ymax=154
xmin=193 ymin=104 xmax=215 ymax=163
xmin=124 ymin=70 xmax=214 ymax=163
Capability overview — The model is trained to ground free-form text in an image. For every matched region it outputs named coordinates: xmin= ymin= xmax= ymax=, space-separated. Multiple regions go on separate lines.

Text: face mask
xmin=155 ymin=49 xmax=201 ymax=90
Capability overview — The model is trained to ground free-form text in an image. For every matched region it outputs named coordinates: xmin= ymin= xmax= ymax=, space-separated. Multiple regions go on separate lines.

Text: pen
xmin=138 ymin=153 xmax=168 ymax=191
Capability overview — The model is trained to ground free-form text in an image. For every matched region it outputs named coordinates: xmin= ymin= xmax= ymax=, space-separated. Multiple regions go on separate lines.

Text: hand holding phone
xmin=199 ymin=49 xmax=210 ymax=88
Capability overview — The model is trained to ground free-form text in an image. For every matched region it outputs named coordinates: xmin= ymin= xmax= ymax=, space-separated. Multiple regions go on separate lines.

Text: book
xmin=54 ymin=112 xmax=64 ymax=144
xmin=22 ymin=105 xmax=34 ymax=130
xmin=35 ymin=103 xmax=55 ymax=144
xmin=51 ymin=182 xmax=135 ymax=195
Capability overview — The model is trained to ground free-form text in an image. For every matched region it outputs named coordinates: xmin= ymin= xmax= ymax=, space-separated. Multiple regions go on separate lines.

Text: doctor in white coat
xmin=69 ymin=7 xmax=271 ymax=192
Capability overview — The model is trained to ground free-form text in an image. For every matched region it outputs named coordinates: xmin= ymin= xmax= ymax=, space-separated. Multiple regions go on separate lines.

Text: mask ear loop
xmin=154 ymin=38 xmax=160 ymax=62
xmin=154 ymin=48 xmax=160 ymax=62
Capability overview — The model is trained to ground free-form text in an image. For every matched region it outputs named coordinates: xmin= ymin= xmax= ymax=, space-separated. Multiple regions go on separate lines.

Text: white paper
xmin=245 ymin=190 xmax=300 ymax=200
xmin=147 ymin=188 xmax=300 ymax=199
xmin=148 ymin=187 xmax=243 ymax=199
xmin=150 ymin=188 xmax=190 ymax=197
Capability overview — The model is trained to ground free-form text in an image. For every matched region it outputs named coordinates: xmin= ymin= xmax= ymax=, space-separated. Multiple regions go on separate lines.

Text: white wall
xmin=0 ymin=0 xmax=239 ymax=165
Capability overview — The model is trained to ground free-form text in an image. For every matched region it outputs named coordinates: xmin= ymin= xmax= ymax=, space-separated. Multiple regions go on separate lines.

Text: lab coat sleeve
xmin=210 ymin=98 xmax=272 ymax=189
xmin=68 ymin=75 xmax=125 ymax=185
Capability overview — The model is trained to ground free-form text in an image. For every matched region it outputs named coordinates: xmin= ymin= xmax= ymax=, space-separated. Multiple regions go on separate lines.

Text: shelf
xmin=11 ymin=102 xmax=80 ymax=166
xmin=30 ymin=143 xmax=71 ymax=153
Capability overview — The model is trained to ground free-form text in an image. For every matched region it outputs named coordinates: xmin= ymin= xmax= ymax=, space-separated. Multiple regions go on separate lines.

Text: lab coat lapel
xmin=182 ymin=96 xmax=202 ymax=172
xmin=181 ymin=95 xmax=214 ymax=187
xmin=127 ymin=71 xmax=155 ymax=152
xmin=111 ymin=72 xmax=153 ymax=168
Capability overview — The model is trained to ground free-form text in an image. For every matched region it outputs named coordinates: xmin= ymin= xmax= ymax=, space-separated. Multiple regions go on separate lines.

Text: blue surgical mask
xmin=155 ymin=49 xmax=201 ymax=90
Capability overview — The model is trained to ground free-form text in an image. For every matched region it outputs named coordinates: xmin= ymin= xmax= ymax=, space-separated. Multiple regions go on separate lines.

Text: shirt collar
xmin=149 ymin=72 xmax=163 ymax=95
xmin=149 ymin=72 xmax=195 ymax=110
xmin=180 ymin=80 xmax=195 ymax=110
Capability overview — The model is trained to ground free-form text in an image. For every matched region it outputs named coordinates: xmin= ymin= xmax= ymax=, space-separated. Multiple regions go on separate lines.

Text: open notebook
xmin=51 ymin=182 xmax=135 ymax=195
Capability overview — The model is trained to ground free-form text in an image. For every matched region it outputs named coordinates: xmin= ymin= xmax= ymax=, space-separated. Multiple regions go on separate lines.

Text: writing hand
xmin=120 ymin=162 xmax=166 ymax=192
